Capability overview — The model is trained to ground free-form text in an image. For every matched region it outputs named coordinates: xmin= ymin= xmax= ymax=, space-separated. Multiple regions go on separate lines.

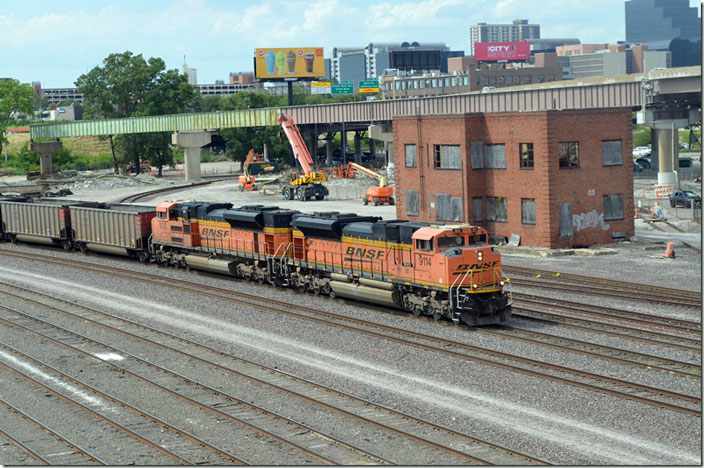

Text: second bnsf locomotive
xmin=151 ymin=201 xmax=511 ymax=326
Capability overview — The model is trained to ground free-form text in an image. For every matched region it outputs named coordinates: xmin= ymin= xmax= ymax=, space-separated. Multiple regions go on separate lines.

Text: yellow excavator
xmin=279 ymin=114 xmax=329 ymax=201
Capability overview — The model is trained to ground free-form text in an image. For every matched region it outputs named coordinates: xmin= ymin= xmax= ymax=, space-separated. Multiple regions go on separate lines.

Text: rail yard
xmin=0 ymin=175 xmax=700 ymax=465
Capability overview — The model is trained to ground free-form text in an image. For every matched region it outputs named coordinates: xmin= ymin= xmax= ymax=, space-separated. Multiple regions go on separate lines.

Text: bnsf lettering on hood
xmin=202 ymin=227 xmax=230 ymax=238
xmin=345 ymin=246 xmax=385 ymax=260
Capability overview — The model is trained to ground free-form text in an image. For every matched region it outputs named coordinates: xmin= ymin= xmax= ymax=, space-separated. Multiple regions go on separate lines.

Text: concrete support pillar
xmin=656 ymin=128 xmax=681 ymax=186
xmin=354 ymin=131 xmax=362 ymax=163
xmin=325 ymin=133 xmax=334 ymax=166
xmin=369 ymin=138 xmax=376 ymax=158
xmin=385 ymin=142 xmax=395 ymax=184
xmin=340 ymin=125 xmax=347 ymax=165
xmin=650 ymin=130 xmax=659 ymax=172
xmin=30 ymin=140 xmax=63 ymax=178
xmin=171 ymin=131 xmax=211 ymax=182
xmin=308 ymin=133 xmax=318 ymax=168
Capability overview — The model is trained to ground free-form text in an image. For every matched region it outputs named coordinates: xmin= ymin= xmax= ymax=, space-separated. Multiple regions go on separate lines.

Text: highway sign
xmin=359 ymin=78 xmax=379 ymax=93
xmin=332 ymin=81 xmax=354 ymax=94
xmin=311 ymin=81 xmax=331 ymax=94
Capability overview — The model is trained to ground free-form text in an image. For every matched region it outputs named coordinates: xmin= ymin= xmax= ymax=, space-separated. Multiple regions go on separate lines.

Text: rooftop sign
xmin=475 ymin=41 xmax=530 ymax=62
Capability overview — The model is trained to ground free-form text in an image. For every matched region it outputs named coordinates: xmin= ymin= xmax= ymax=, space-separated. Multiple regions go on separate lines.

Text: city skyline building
xmin=469 ymin=19 xmax=540 ymax=56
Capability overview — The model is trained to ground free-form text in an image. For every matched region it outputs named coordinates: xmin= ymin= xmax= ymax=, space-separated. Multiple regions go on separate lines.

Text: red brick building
xmin=393 ymin=109 xmax=634 ymax=248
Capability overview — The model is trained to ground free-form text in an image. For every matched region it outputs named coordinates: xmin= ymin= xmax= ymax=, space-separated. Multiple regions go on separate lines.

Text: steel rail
xmin=509 ymin=277 xmax=701 ymax=309
xmin=513 ymin=293 xmax=702 ymax=336
xmin=512 ymin=309 xmax=701 ymax=352
xmin=0 ymin=398 xmax=93 ymax=465
xmin=0 ymin=426 xmax=51 ymax=465
xmin=2 ymin=249 xmax=699 ymax=416
xmin=0 ymin=278 xmax=544 ymax=466
xmin=503 ymin=265 xmax=701 ymax=302
xmin=0 ymin=336 xmax=244 ymax=465
xmin=0 ymin=359 xmax=190 ymax=465
xmin=0 ymin=304 xmax=387 ymax=466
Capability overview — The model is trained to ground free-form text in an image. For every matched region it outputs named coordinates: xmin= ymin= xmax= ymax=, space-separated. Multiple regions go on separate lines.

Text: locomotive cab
xmin=410 ymin=225 xmax=510 ymax=326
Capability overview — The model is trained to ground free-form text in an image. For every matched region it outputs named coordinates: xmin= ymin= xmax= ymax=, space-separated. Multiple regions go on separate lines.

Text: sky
xmin=2 ymin=0 xmax=701 ymax=88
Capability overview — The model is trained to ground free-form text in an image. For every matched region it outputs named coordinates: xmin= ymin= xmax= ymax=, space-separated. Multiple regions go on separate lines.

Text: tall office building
xmin=182 ymin=58 xmax=198 ymax=85
xmin=469 ymin=19 xmax=540 ymax=56
xmin=625 ymin=0 xmax=700 ymax=67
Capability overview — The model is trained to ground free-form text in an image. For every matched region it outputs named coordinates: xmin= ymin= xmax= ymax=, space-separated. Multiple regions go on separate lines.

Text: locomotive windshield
xmin=437 ymin=235 xmax=465 ymax=250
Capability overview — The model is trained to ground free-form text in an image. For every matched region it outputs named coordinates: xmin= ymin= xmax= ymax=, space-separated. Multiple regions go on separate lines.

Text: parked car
xmin=633 ymin=161 xmax=644 ymax=172
xmin=633 ymin=146 xmax=651 ymax=157
xmin=669 ymin=190 xmax=702 ymax=208
xmin=635 ymin=157 xmax=651 ymax=169
xmin=679 ymin=142 xmax=689 ymax=150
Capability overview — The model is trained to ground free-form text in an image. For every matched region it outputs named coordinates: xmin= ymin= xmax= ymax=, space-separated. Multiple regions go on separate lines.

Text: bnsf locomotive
xmin=0 ymin=197 xmax=511 ymax=326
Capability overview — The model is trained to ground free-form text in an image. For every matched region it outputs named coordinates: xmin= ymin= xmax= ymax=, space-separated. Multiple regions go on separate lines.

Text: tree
xmin=114 ymin=132 xmax=173 ymax=177
xmin=75 ymin=51 xmax=198 ymax=174
xmin=0 ymin=79 xmax=34 ymax=156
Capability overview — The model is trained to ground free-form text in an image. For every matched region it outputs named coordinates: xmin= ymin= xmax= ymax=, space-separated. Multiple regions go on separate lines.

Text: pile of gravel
xmin=58 ymin=173 xmax=173 ymax=191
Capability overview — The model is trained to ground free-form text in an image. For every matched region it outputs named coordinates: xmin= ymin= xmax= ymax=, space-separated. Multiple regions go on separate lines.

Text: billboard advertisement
xmin=474 ymin=41 xmax=530 ymax=61
xmin=255 ymin=47 xmax=325 ymax=80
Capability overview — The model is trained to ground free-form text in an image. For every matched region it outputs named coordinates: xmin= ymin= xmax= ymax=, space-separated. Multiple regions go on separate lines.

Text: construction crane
xmin=343 ymin=162 xmax=394 ymax=206
xmin=279 ymin=114 xmax=329 ymax=201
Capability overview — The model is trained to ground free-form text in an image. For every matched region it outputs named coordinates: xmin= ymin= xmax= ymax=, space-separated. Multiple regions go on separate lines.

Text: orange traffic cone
xmin=664 ymin=241 xmax=676 ymax=259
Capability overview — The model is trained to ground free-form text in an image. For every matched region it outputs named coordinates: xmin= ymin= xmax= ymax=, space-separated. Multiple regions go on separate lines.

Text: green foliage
xmin=173 ymin=149 xmax=184 ymax=164
xmin=0 ymin=79 xmax=35 ymax=155
xmin=0 ymin=146 xmax=39 ymax=175
xmin=633 ymin=125 xmax=651 ymax=148
xmin=75 ymin=51 xmax=198 ymax=172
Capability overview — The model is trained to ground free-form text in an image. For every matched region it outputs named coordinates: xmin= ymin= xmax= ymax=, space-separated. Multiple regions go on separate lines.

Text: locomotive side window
xmin=157 ymin=211 xmax=167 ymax=219
xmin=468 ymin=233 xmax=487 ymax=245
xmin=415 ymin=239 xmax=433 ymax=251
xmin=437 ymin=236 xmax=465 ymax=249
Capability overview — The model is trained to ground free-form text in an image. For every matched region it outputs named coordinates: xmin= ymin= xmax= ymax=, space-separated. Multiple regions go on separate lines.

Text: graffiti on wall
xmin=573 ymin=210 xmax=610 ymax=231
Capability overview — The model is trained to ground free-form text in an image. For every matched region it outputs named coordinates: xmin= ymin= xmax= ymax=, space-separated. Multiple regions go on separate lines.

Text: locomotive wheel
xmin=432 ymin=312 xmax=443 ymax=321
xmin=412 ymin=306 xmax=423 ymax=316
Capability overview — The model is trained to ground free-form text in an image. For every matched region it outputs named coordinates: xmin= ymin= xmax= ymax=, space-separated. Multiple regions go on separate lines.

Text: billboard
xmin=474 ymin=42 xmax=530 ymax=62
xmin=255 ymin=47 xmax=325 ymax=80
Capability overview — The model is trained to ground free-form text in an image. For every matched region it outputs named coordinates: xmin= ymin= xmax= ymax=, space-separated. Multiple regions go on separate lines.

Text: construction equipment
xmin=278 ymin=114 xmax=329 ymax=201
xmin=343 ymin=162 xmax=394 ymax=206
xmin=238 ymin=149 xmax=258 ymax=191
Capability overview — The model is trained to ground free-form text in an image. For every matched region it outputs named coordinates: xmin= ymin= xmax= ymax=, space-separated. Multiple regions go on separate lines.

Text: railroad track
xmin=118 ymin=175 xmax=235 ymax=203
xmin=0 ymin=397 xmax=105 ymax=465
xmin=504 ymin=267 xmax=701 ymax=309
xmin=1 ymin=248 xmax=700 ymax=417
xmin=0 ymin=282 xmax=542 ymax=466
xmin=513 ymin=293 xmax=702 ymax=338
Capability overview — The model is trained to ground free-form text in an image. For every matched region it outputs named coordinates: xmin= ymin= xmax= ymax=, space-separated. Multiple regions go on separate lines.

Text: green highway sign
xmin=332 ymin=81 xmax=354 ymax=94
xmin=359 ymin=78 xmax=379 ymax=93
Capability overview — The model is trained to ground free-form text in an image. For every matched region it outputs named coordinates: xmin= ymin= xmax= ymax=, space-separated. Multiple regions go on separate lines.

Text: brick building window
xmin=524 ymin=75 xmax=531 ymax=84
xmin=405 ymin=144 xmax=417 ymax=167
xmin=602 ymin=140 xmax=622 ymax=166
xmin=603 ymin=194 xmax=624 ymax=221
xmin=486 ymin=144 xmax=506 ymax=169
xmin=486 ymin=197 xmax=508 ymax=222
xmin=559 ymin=142 xmax=579 ymax=168
xmin=559 ymin=203 xmax=573 ymax=236
xmin=521 ymin=199 xmax=536 ymax=225
xmin=519 ymin=143 xmax=534 ymax=168
xmin=472 ymin=197 xmax=483 ymax=222
xmin=406 ymin=190 xmax=419 ymax=216
xmin=435 ymin=194 xmax=464 ymax=221
xmin=434 ymin=145 xmax=461 ymax=170
xmin=463 ymin=77 xmax=468 ymax=86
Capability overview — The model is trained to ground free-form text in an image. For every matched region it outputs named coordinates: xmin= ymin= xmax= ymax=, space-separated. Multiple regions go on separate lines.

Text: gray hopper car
xmin=0 ymin=199 xmax=85 ymax=248
xmin=69 ymin=204 xmax=157 ymax=260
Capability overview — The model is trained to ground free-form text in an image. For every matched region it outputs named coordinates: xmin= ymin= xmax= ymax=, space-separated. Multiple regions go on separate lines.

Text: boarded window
xmin=559 ymin=203 xmax=573 ymax=236
xmin=486 ymin=144 xmax=506 ymax=169
xmin=521 ymin=199 xmax=536 ymax=225
xmin=470 ymin=142 xmax=485 ymax=169
xmin=559 ymin=142 xmax=579 ymax=168
xmin=603 ymin=194 xmax=624 ymax=221
xmin=519 ymin=143 xmax=534 ymax=168
xmin=435 ymin=194 xmax=464 ymax=221
xmin=434 ymin=145 xmax=461 ymax=169
xmin=472 ymin=197 xmax=483 ymax=221
xmin=436 ymin=193 xmax=450 ymax=220
xmin=486 ymin=197 xmax=508 ymax=222
xmin=406 ymin=190 xmax=419 ymax=216
xmin=405 ymin=144 xmax=417 ymax=167
xmin=602 ymin=140 xmax=622 ymax=166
